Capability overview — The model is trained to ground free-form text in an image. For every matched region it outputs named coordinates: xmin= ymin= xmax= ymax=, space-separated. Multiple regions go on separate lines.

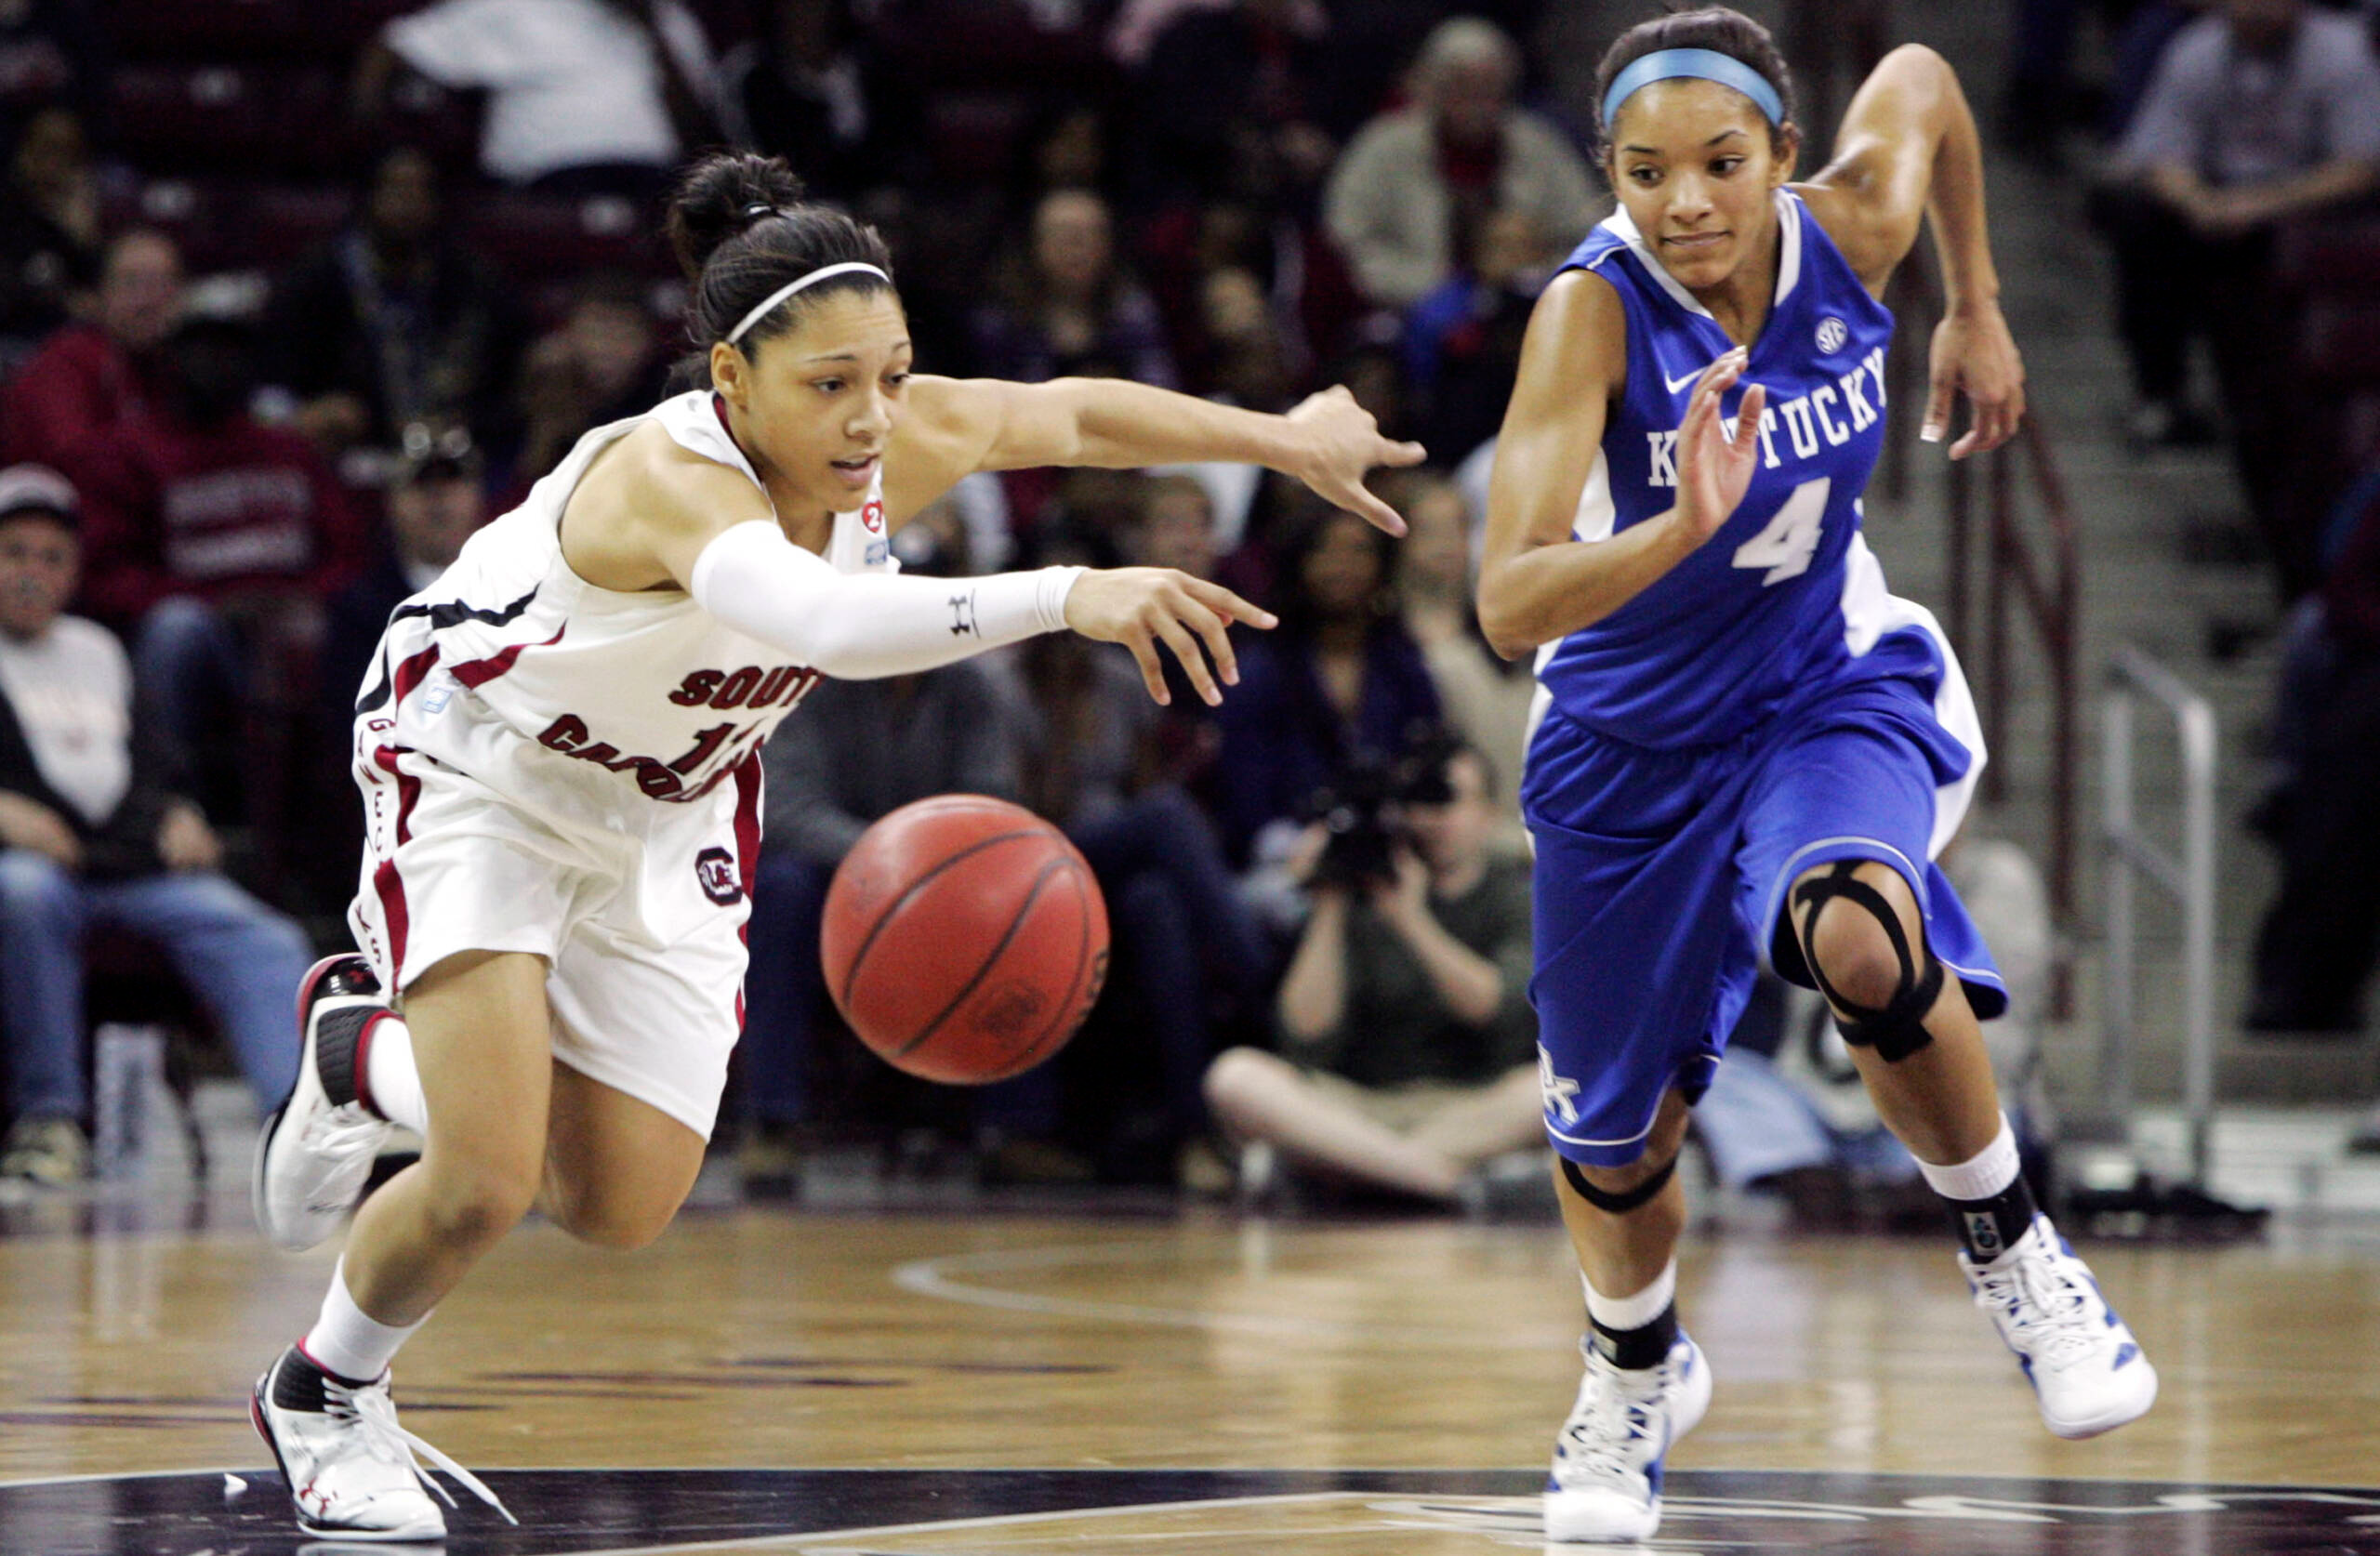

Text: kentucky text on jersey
xmin=1642 ymin=344 xmax=1887 ymax=486
xmin=1534 ymin=190 xmax=1910 ymax=749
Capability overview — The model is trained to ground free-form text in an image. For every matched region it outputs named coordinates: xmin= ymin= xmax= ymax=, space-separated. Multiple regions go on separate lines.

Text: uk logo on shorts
xmin=695 ymin=847 xmax=744 ymax=905
xmin=862 ymin=497 xmax=885 ymax=534
xmin=1815 ymin=316 xmax=1849 ymax=355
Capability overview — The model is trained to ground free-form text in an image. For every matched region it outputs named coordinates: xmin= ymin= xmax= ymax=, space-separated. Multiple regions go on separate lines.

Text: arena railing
xmin=1944 ymin=420 xmax=2082 ymax=992
xmin=2097 ymin=645 xmax=2218 ymax=1187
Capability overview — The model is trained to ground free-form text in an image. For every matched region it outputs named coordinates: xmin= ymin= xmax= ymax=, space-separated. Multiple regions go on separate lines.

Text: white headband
xmin=723 ymin=261 xmax=892 ymax=346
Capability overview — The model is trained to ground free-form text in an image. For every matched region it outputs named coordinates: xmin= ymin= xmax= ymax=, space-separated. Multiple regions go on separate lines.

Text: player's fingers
xmin=1123 ymin=630 xmax=1171 ymax=706
xmin=1923 ymin=365 xmax=1962 ymax=445
xmin=1381 ymin=436 xmax=1428 ymax=468
xmin=1732 ymin=381 xmax=1767 ymax=448
xmin=1153 ymin=611 xmax=1223 ymax=705
xmin=1171 ymin=588 xmax=1240 ymax=686
xmin=1952 ymin=393 xmax=2009 ymax=460
xmin=1680 ymin=371 xmax=1725 ymax=447
xmin=1341 ymin=482 xmax=1408 ymax=536
xmin=1977 ymin=397 xmax=2018 ymax=455
xmin=1690 ymin=349 xmax=1743 ymax=409
xmin=1182 ymin=575 xmax=1277 ymax=630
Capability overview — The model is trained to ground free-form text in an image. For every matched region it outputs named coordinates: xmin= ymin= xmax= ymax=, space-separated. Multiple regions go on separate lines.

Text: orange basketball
xmin=820 ymin=796 xmax=1109 ymax=1085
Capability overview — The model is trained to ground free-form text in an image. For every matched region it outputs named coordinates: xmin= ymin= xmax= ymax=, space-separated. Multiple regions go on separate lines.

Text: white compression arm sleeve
xmin=688 ymin=520 xmax=1085 ymax=679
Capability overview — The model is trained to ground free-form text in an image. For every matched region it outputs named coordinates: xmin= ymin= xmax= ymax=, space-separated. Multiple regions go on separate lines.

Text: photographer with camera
xmin=1203 ymin=736 xmax=1543 ymax=1210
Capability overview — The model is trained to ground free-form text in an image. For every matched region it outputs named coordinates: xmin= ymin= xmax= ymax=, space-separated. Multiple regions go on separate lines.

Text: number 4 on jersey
xmin=1731 ymin=475 xmax=1830 ymax=586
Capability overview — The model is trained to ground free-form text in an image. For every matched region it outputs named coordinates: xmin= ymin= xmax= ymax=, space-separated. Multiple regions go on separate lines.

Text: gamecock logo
xmin=695 ymin=847 xmax=743 ymax=905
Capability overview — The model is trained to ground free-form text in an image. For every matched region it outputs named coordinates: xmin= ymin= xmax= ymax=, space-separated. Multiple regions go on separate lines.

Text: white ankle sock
xmin=1916 ymin=1114 xmax=2021 ymax=1203
xmin=1582 ymin=1259 xmax=1678 ymax=1332
xmin=301 ymin=1259 xmax=425 ymax=1383
xmin=358 ymin=1014 xmax=429 ymax=1134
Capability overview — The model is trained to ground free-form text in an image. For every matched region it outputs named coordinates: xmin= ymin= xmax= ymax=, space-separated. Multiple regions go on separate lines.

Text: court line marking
xmin=557 ymin=1491 xmax=1364 ymax=1556
xmin=890 ymin=1241 xmax=1578 ymax=1347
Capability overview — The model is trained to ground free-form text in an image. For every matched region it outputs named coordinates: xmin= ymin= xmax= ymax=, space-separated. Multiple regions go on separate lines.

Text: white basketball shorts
xmin=348 ymin=741 xmax=763 ymax=1139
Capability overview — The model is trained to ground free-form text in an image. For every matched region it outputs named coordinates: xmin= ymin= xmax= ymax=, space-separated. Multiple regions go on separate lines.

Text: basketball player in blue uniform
xmin=1475 ymin=9 xmax=2156 ymax=1542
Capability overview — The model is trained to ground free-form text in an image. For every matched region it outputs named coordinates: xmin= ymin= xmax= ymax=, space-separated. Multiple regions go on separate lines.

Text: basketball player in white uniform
xmin=246 ymin=151 xmax=1424 ymax=1542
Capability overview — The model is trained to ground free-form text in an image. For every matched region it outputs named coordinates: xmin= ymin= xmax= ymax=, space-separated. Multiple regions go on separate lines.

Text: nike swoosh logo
xmin=1662 ymin=360 xmax=1713 ymax=394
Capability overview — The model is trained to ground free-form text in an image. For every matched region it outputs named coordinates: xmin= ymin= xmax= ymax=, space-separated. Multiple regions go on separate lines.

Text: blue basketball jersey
xmin=1536 ymin=189 xmax=1899 ymax=748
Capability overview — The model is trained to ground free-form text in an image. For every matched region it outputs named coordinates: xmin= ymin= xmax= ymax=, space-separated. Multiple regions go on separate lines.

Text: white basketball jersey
xmin=354 ymin=390 xmax=895 ymax=834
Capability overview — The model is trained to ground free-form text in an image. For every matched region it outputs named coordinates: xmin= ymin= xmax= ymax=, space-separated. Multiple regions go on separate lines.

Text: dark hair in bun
xmin=666 ymin=151 xmax=895 ymax=366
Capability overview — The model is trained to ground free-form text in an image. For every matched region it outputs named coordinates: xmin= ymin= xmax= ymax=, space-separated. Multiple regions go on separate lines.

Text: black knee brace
xmin=1560 ymin=1153 xmax=1677 ymax=1214
xmin=1790 ymin=861 xmax=1944 ymax=1063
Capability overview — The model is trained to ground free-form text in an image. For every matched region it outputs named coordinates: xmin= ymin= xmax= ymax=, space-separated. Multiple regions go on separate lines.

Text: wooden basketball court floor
xmin=2 ymin=1184 xmax=2377 ymax=1552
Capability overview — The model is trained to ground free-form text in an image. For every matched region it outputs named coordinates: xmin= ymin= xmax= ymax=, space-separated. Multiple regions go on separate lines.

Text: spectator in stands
xmin=1403 ymin=205 xmax=1558 ymax=468
xmin=310 ymin=426 xmax=484 ymax=913
xmin=746 ymin=502 xmax=1022 ymax=1180
xmin=0 ymin=465 xmax=307 ymax=1186
xmin=1211 ymin=499 xmax=1440 ymax=864
xmin=0 ymin=228 xmax=181 ymax=468
xmin=69 ymin=316 xmax=367 ymax=798
xmin=1395 ymin=472 xmax=1527 ymax=833
xmin=323 ymin=427 xmax=485 ymax=721
xmin=360 ymin=0 xmax=720 ymax=198
xmin=2248 ymin=467 xmax=2380 ymax=1033
xmin=1111 ymin=474 xmax=1254 ymax=807
xmin=2097 ymin=0 xmax=2380 ymax=579
xmin=0 ymin=105 xmax=101 ymax=378
xmin=972 ymin=189 xmax=1180 ymax=389
xmin=516 ymin=273 xmax=669 ymax=481
xmin=1124 ymin=472 xmax=1224 ymax=580
xmin=1004 ymin=613 xmax=1275 ymax=1179
xmin=716 ymin=0 xmax=889 ymax=204
xmin=1197 ymin=265 xmax=1299 ymax=412
xmin=1204 ymin=737 xmax=1540 ymax=1207
xmin=259 ymin=147 xmax=532 ymax=466
xmin=1323 ymin=17 xmax=1597 ymax=311
xmin=1137 ymin=122 xmax=1365 ymax=409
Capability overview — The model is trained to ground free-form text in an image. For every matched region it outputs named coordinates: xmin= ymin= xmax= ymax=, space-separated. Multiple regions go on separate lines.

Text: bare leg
xmin=1405 ymin=1063 xmax=1553 ymax=1166
xmin=1790 ymin=860 xmax=2000 ymax=1165
xmin=539 ymin=1044 xmax=707 ymax=1250
xmin=1203 ymin=1048 xmax=1465 ymax=1199
xmin=341 ymin=950 xmax=553 ymax=1325
xmin=1555 ymin=1088 xmax=1692 ymax=1302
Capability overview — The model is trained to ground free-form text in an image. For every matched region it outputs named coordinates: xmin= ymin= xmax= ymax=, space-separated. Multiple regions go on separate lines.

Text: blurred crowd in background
xmin=0 ymin=0 xmax=2376 ymax=1202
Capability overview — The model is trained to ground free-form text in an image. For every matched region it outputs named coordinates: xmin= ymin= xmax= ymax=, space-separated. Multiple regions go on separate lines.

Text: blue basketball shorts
xmin=1521 ymin=648 xmax=2007 ymax=1167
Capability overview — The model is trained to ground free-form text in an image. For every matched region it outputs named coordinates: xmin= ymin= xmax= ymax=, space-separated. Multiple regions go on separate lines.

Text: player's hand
xmin=1924 ymin=300 xmax=2026 ymax=460
xmin=1285 ymin=386 xmax=1426 ymax=536
xmin=1673 ymin=348 xmax=1767 ymax=545
xmin=1064 ymin=567 xmax=1276 ymax=707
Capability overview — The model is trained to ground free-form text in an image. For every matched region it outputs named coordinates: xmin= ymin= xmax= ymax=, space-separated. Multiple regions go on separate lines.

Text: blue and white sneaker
xmin=1544 ymin=1332 xmax=1711 ymax=1543
xmin=1962 ymin=1213 xmax=2158 ymax=1439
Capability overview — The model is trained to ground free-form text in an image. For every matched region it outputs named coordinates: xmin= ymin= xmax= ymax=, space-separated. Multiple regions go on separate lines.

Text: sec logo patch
xmin=1816 ymin=316 xmax=1848 ymax=354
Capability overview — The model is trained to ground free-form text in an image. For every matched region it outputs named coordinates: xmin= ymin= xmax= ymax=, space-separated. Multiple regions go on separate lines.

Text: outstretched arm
xmin=891 ymin=376 xmax=1425 ymax=534
xmin=1798 ymin=44 xmax=2024 ymax=459
xmin=619 ymin=435 xmax=1278 ymax=707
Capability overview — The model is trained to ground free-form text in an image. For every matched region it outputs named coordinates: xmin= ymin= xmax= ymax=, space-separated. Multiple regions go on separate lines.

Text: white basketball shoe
xmin=252 ymin=1344 xmax=511 ymax=1540
xmin=1962 ymin=1213 xmax=2158 ymax=1439
xmin=1544 ymin=1331 xmax=1712 ymax=1543
xmin=255 ymin=955 xmax=396 ymax=1251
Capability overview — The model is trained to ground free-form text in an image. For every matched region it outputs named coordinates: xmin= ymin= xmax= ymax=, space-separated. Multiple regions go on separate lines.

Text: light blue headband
xmin=1602 ymin=46 xmax=1784 ymax=133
